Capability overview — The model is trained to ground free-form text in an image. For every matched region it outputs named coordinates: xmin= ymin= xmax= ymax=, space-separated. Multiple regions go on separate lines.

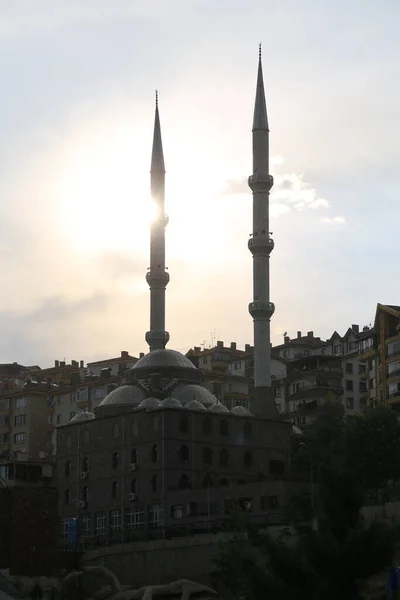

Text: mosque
xmin=57 ymin=49 xmax=294 ymax=562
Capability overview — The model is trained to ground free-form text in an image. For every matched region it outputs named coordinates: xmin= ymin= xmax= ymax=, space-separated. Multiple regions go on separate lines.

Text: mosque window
xmin=132 ymin=418 xmax=138 ymax=436
xmin=64 ymin=489 xmax=71 ymax=505
xmin=220 ymin=449 xmax=228 ymax=467
xmin=178 ymin=474 xmax=191 ymax=490
xmin=243 ymin=422 xmax=252 ymax=439
xmin=131 ymin=449 xmax=138 ymax=464
xmin=113 ymin=423 xmax=120 ymax=438
xmin=151 ymin=444 xmax=159 ymax=462
xmin=82 ymin=456 xmax=89 ymax=472
xmin=65 ymin=434 xmax=71 ymax=449
xmin=112 ymin=480 xmax=118 ymax=498
xmin=151 ymin=474 xmax=158 ymax=492
xmin=203 ymin=417 xmax=212 ymax=435
xmin=203 ymin=447 xmax=213 ymax=465
xmin=65 ymin=460 xmax=71 ymax=477
xmin=244 ymin=451 xmax=253 ymax=468
xmin=131 ymin=479 xmax=138 ymax=494
xmin=81 ymin=486 xmax=88 ymax=503
xmin=220 ymin=419 xmax=228 ymax=436
xmin=270 ymin=459 xmax=285 ymax=476
xmin=178 ymin=445 xmax=189 ymax=463
xmin=112 ymin=452 xmax=119 ymax=470
xmin=179 ymin=416 xmax=189 ymax=433
xmin=83 ymin=429 xmax=90 ymax=445
xmin=152 ymin=415 xmax=161 ymax=433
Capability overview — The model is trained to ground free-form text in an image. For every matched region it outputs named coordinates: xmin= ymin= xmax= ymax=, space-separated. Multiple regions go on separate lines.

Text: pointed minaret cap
xmin=151 ymin=90 xmax=165 ymax=173
xmin=252 ymin=44 xmax=269 ymax=132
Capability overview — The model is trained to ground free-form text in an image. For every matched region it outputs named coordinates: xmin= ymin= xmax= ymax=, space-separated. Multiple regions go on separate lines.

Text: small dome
xmin=131 ymin=349 xmax=197 ymax=371
xmin=209 ymin=402 xmax=229 ymax=414
xmin=231 ymin=405 xmax=253 ymax=417
xmin=136 ymin=397 xmax=161 ymax=410
xmin=185 ymin=400 xmax=207 ymax=412
xmin=69 ymin=412 xmax=95 ymax=423
xmin=99 ymin=385 xmax=145 ymax=407
xmin=292 ymin=425 xmax=304 ymax=436
xmin=160 ymin=397 xmax=183 ymax=409
xmin=172 ymin=384 xmax=217 ymax=406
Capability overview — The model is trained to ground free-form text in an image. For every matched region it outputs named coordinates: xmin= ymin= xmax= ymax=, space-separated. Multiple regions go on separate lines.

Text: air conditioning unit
xmin=128 ymin=493 xmax=137 ymax=501
xmin=80 ymin=471 xmax=88 ymax=479
xmin=78 ymin=501 xmax=86 ymax=508
xmin=130 ymin=463 xmax=138 ymax=471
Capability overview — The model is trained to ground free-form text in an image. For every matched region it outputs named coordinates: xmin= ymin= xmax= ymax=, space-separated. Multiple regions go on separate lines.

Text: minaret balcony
xmin=248 ymin=301 xmax=275 ymax=319
xmin=248 ymin=173 xmax=273 ymax=192
xmin=146 ymin=269 xmax=170 ymax=287
xmin=248 ymin=234 xmax=274 ymax=254
xmin=145 ymin=330 xmax=170 ymax=349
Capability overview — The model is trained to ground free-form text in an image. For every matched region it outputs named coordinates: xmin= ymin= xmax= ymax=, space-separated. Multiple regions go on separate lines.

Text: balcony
xmin=388 ymin=368 xmax=400 ymax=381
xmin=289 ymin=382 xmax=343 ymax=399
xmin=358 ymin=347 xmax=374 ymax=359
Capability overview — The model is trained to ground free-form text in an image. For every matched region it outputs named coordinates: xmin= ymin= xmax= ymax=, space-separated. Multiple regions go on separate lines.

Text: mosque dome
xmin=130 ymin=349 xmax=197 ymax=371
xmin=231 ymin=405 xmax=253 ymax=417
xmin=69 ymin=411 xmax=95 ymax=423
xmin=99 ymin=385 xmax=146 ymax=407
xmin=172 ymin=383 xmax=217 ymax=406
xmin=136 ymin=397 xmax=162 ymax=410
xmin=159 ymin=397 xmax=183 ymax=409
xmin=209 ymin=402 xmax=229 ymax=414
xmin=185 ymin=400 xmax=207 ymax=412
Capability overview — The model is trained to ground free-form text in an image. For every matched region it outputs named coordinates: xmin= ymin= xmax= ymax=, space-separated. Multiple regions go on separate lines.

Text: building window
xmin=179 ymin=416 xmax=189 ymax=433
xmin=203 ymin=417 xmax=212 ymax=435
xmin=219 ymin=419 xmax=228 ymax=436
xmin=202 ymin=357 xmax=208 ymax=365
xmin=178 ymin=474 xmax=191 ymax=490
xmin=113 ymin=423 xmax=120 ymax=438
xmin=203 ymin=447 xmax=213 ymax=465
xmin=95 ymin=511 xmax=107 ymax=535
xmin=149 ymin=504 xmax=164 ymax=528
xmin=244 ymin=451 xmax=252 ymax=468
xmin=56 ymin=415 xmax=61 ymax=425
xmin=83 ymin=429 xmax=90 ymax=445
xmin=65 ymin=461 xmax=71 ymax=477
xmin=359 ymin=364 xmax=367 ymax=374
xmin=131 ymin=479 xmax=138 ymax=494
xmin=370 ymin=378 xmax=375 ymax=389
xmin=0 ymin=398 xmax=10 ymax=410
xmin=261 ymin=495 xmax=279 ymax=510
xmin=151 ymin=445 xmax=159 ymax=462
xmin=188 ymin=502 xmax=198 ymax=517
xmin=333 ymin=344 xmax=341 ymax=355
xmin=64 ymin=489 xmax=71 ymax=505
xmin=345 ymin=380 xmax=353 ymax=392
xmin=110 ymin=509 xmax=121 ymax=533
xmin=61 ymin=520 xmax=69 ymax=540
xmin=81 ymin=516 xmax=91 ymax=537
xmin=131 ymin=449 xmax=138 ymax=464
xmin=112 ymin=480 xmax=118 ymax=498
xmin=66 ymin=434 xmax=71 ymax=449
xmin=14 ymin=415 xmax=26 ymax=427
xmin=152 ymin=415 xmax=161 ymax=433
xmin=283 ymin=349 xmax=290 ymax=358
xmin=82 ymin=457 xmax=89 ymax=472
xmin=178 ymin=445 xmax=189 ymax=463
xmin=234 ymin=361 xmax=241 ymax=370
xmin=345 ymin=363 xmax=353 ymax=374
xmin=132 ymin=418 xmax=138 ymax=436
xmin=171 ymin=505 xmax=185 ymax=519
xmin=243 ymin=422 xmax=252 ymax=439
xmin=14 ymin=432 xmax=26 ymax=444
xmin=219 ymin=478 xmax=229 ymax=487
xmin=274 ymin=387 xmax=281 ymax=398
xmin=112 ymin=452 xmax=119 ymax=470
xmin=151 ymin=475 xmax=158 ymax=492
xmin=15 ymin=397 xmax=27 ymax=409
xmin=81 ymin=486 xmax=88 ymax=503
xmin=126 ymin=506 xmax=144 ymax=530
xmin=346 ymin=398 xmax=354 ymax=410
xmin=220 ymin=448 xmax=228 ymax=467
xmin=270 ymin=459 xmax=285 ymax=476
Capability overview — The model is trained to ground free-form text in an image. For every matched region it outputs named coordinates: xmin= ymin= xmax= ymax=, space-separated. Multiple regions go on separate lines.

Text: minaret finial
xmin=155 ymin=89 xmax=158 ymax=108
xmin=259 ymin=43 xmax=262 ymax=61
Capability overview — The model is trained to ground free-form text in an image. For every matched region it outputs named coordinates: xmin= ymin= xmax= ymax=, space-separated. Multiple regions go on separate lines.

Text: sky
xmin=0 ymin=0 xmax=399 ymax=367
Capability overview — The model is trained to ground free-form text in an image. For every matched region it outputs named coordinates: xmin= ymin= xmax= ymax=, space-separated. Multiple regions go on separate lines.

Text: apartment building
xmin=374 ymin=304 xmax=400 ymax=408
xmin=87 ymin=351 xmax=140 ymax=377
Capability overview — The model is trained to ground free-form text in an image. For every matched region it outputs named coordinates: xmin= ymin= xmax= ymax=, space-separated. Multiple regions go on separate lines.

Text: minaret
xmin=248 ymin=47 xmax=277 ymax=415
xmin=145 ymin=92 xmax=170 ymax=352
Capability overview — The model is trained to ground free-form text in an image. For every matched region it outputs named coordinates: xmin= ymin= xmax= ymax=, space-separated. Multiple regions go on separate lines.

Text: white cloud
xmin=320 ymin=216 xmax=346 ymax=224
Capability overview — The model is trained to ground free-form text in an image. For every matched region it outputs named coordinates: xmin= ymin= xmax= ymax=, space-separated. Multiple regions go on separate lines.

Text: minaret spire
xmin=145 ymin=93 xmax=170 ymax=352
xmin=248 ymin=47 xmax=277 ymax=417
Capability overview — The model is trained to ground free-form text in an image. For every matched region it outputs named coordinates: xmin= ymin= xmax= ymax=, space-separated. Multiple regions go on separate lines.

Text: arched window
xmin=65 ymin=460 xmax=71 ymax=477
xmin=178 ymin=445 xmax=189 ymax=463
xmin=243 ymin=422 xmax=252 ymax=439
xmin=220 ymin=419 xmax=228 ymax=436
xmin=64 ymin=489 xmax=71 ymax=505
xmin=203 ymin=447 xmax=213 ymax=465
xmin=81 ymin=486 xmax=88 ymax=502
xmin=151 ymin=445 xmax=159 ymax=462
xmin=244 ymin=451 xmax=252 ymax=468
xmin=82 ymin=457 xmax=89 ymax=472
xmin=132 ymin=418 xmax=138 ymax=436
xmin=152 ymin=414 xmax=161 ymax=433
xmin=220 ymin=449 xmax=228 ymax=467
xmin=83 ymin=429 xmax=90 ymax=445
xmin=65 ymin=435 xmax=71 ymax=450
xmin=178 ymin=474 xmax=191 ymax=490
xmin=179 ymin=416 xmax=189 ymax=433
xmin=203 ymin=417 xmax=212 ymax=435
xmin=131 ymin=449 xmax=137 ymax=464
xmin=131 ymin=479 xmax=138 ymax=494
xmin=219 ymin=478 xmax=229 ymax=487
xmin=202 ymin=474 xmax=213 ymax=488
xmin=151 ymin=474 xmax=158 ymax=492
xmin=112 ymin=480 xmax=118 ymax=498
xmin=113 ymin=423 xmax=120 ymax=438
xmin=112 ymin=452 xmax=119 ymax=470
